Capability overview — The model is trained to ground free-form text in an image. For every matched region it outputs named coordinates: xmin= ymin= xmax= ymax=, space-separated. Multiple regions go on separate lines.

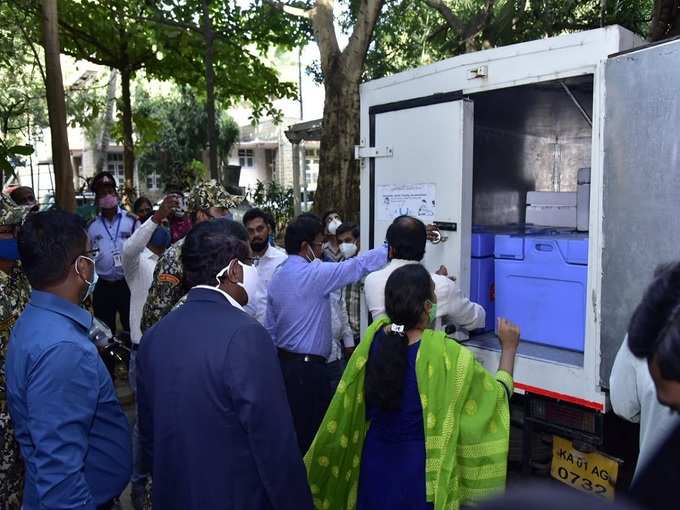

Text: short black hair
xmin=242 ymin=207 xmax=269 ymax=227
xmin=18 ymin=209 xmax=87 ymax=289
xmin=628 ymin=261 xmax=680 ymax=381
xmin=10 ymin=186 xmax=34 ymax=205
xmin=181 ymin=219 xmax=250 ymax=289
xmin=336 ymin=222 xmax=359 ymax=239
xmin=89 ymin=171 xmax=117 ymax=193
xmin=386 ymin=215 xmax=426 ymax=261
xmin=366 ymin=264 xmax=434 ymax=411
xmin=133 ymin=196 xmax=152 ymax=212
xmin=284 ymin=215 xmax=323 ymax=255
xmin=322 ymin=209 xmax=340 ymax=225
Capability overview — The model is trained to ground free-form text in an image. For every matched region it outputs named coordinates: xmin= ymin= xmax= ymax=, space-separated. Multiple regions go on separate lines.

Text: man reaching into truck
xmin=364 ymin=215 xmax=486 ymax=332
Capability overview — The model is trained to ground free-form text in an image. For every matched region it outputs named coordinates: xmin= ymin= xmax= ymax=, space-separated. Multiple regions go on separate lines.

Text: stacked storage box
xmin=494 ymin=233 xmax=589 ymax=352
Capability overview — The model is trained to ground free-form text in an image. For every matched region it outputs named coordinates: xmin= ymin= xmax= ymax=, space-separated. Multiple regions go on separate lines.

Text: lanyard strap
xmin=101 ymin=213 xmax=122 ymax=243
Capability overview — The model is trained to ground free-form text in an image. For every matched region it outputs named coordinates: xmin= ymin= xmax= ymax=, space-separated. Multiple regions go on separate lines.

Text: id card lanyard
xmin=101 ymin=212 xmax=123 ymax=267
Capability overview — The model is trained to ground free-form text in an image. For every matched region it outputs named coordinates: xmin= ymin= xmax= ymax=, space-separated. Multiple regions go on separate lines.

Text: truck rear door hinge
xmin=354 ymin=145 xmax=393 ymax=160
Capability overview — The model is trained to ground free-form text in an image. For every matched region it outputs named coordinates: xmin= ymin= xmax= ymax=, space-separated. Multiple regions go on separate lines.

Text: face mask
xmin=75 ymin=256 xmax=98 ymax=302
xmin=216 ymin=259 xmax=260 ymax=305
xmin=0 ymin=238 xmax=19 ymax=261
xmin=306 ymin=245 xmax=318 ymax=263
xmin=427 ymin=300 xmax=438 ymax=323
xmin=327 ymin=218 xmax=342 ymax=235
xmin=339 ymin=242 xmax=357 ymax=259
xmin=98 ymin=194 xmax=119 ymax=209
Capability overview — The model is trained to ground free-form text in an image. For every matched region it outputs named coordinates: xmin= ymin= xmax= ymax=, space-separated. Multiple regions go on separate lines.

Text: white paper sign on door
xmin=377 ymin=183 xmax=436 ymax=222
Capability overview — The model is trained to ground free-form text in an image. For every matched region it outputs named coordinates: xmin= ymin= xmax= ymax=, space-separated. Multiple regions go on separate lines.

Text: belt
xmin=131 ymin=344 xmax=139 ymax=351
xmin=277 ymin=348 xmax=326 ymax=364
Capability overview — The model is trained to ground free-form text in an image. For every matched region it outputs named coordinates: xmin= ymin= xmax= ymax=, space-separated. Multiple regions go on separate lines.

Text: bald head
xmin=386 ymin=215 xmax=426 ymax=261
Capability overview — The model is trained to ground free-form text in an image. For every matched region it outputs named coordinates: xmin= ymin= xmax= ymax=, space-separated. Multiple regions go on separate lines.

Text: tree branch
xmin=264 ymin=0 xmax=314 ymax=20
xmin=307 ymin=0 xmax=340 ymax=76
xmin=136 ymin=15 xmax=201 ymax=34
xmin=421 ymin=0 xmax=464 ymax=33
xmin=344 ymin=0 xmax=384 ymax=77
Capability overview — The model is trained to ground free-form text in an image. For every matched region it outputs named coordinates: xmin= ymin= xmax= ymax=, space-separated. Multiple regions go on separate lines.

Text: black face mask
xmin=251 ymin=239 xmax=269 ymax=253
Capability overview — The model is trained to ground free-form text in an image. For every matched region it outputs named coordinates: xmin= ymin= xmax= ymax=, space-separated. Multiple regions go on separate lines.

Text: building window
xmin=304 ymin=148 xmax=320 ymax=190
xmin=106 ymin=152 xmax=125 ymax=184
xmin=146 ymin=171 xmax=162 ymax=191
xmin=239 ymin=149 xmax=254 ymax=168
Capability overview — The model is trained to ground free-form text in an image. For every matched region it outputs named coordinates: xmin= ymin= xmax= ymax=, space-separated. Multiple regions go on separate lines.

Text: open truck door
xmin=361 ymin=94 xmax=474 ymax=294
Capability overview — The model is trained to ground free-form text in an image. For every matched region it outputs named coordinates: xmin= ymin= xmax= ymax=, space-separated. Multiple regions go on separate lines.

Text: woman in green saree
xmin=305 ymin=264 xmax=519 ymax=510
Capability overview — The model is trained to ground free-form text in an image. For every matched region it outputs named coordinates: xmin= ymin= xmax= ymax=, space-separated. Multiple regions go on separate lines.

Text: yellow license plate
xmin=550 ymin=436 xmax=620 ymax=500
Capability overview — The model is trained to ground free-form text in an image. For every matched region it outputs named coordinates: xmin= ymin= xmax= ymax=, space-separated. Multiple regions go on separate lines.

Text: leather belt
xmin=277 ymin=348 xmax=326 ymax=364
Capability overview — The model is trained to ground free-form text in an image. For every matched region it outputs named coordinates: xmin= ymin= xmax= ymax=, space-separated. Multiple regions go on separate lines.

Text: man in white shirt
xmin=610 ymin=336 xmax=680 ymax=480
xmin=365 ymin=215 xmax=485 ymax=332
xmin=121 ymin=194 xmax=175 ymax=510
xmin=242 ymin=208 xmax=287 ymax=324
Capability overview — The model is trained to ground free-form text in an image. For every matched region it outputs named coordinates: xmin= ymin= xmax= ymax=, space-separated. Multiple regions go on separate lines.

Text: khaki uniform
xmin=0 ymin=193 xmax=31 ymax=509
xmin=140 ymin=180 xmax=242 ymax=333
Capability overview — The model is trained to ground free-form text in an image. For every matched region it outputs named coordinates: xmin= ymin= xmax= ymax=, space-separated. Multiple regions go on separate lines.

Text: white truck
xmin=358 ymin=26 xmax=680 ymax=492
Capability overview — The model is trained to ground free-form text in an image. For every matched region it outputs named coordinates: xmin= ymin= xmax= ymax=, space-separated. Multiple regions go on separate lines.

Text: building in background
xmin=10 ymin=44 xmax=325 ymax=207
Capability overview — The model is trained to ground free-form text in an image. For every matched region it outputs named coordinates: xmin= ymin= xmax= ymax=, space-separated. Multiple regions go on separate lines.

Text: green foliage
xmin=142 ymin=0 xmax=308 ymax=121
xmin=134 ymin=87 xmax=240 ymax=191
xmin=248 ymin=179 xmax=295 ymax=234
xmin=0 ymin=139 xmax=33 ymax=182
xmin=350 ymin=0 xmax=655 ymax=81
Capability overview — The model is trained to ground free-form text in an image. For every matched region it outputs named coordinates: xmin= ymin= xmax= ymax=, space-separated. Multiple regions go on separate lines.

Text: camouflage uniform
xmin=140 ymin=181 xmax=242 ymax=333
xmin=0 ymin=194 xmax=31 ymax=509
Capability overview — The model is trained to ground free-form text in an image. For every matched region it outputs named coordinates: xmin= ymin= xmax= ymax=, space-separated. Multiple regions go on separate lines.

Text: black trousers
xmin=278 ymin=352 xmax=333 ymax=454
xmin=93 ymin=278 xmax=131 ymax=380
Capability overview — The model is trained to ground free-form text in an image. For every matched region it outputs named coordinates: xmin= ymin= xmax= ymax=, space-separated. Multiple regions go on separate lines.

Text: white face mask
xmin=306 ymin=245 xmax=318 ymax=263
xmin=339 ymin=242 xmax=358 ymax=259
xmin=216 ymin=259 xmax=259 ymax=305
xmin=327 ymin=218 xmax=342 ymax=235
xmin=75 ymin=255 xmax=98 ymax=302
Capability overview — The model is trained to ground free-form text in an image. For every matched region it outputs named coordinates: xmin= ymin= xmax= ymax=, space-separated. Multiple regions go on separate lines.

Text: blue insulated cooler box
xmin=494 ymin=233 xmax=589 ymax=351
xmin=470 ymin=231 xmax=496 ymax=332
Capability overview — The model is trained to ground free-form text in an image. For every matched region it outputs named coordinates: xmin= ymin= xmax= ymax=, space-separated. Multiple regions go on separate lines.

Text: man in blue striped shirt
xmin=266 ymin=214 xmax=387 ymax=452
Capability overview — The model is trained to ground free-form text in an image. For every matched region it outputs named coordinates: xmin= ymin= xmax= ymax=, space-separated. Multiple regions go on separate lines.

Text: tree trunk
xmin=313 ymin=70 xmax=361 ymax=223
xmin=120 ymin=67 xmax=136 ymax=202
xmin=96 ymin=69 xmax=118 ymax=173
xmin=650 ymin=0 xmax=680 ymax=41
xmin=202 ymin=0 xmax=219 ymax=182
xmin=41 ymin=0 xmax=75 ymax=212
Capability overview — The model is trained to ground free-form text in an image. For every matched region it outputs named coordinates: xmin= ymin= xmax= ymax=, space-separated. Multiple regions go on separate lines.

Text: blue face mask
xmin=0 ymin=239 xmax=19 ymax=261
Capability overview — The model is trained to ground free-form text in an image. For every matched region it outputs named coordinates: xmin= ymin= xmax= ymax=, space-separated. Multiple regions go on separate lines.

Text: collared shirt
xmin=122 ymin=218 xmax=162 ymax=344
xmin=364 ymin=259 xmax=486 ymax=331
xmin=265 ymin=246 xmax=388 ymax=358
xmin=323 ymin=242 xmax=343 ymax=262
xmin=328 ymin=288 xmax=354 ymax=363
xmin=244 ymin=245 xmax=287 ymax=325
xmin=345 ymin=281 xmax=362 ymax=337
xmin=193 ymin=285 xmax=244 ymax=311
xmin=610 ymin=337 xmax=680 ymax=479
xmin=5 ymin=290 xmax=131 ymax=510
xmin=87 ymin=207 xmax=139 ymax=281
